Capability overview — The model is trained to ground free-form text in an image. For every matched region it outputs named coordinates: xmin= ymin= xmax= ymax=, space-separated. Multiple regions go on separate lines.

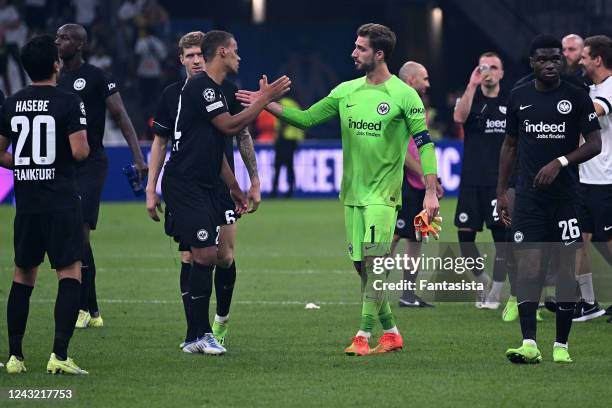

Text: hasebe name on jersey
xmin=15 ymin=99 xmax=50 ymax=112
xmin=14 ymin=168 xmax=55 ymax=181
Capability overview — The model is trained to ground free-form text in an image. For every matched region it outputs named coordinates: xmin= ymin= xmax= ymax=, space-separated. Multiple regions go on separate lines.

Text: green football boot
xmin=506 ymin=343 xmax=542 ymax=364
xmin=553 ymin=346 xmax=573 ymax=363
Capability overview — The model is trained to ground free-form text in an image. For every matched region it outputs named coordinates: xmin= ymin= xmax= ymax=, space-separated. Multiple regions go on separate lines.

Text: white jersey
xmin=580 ymin=76 xmax=612 ymax=185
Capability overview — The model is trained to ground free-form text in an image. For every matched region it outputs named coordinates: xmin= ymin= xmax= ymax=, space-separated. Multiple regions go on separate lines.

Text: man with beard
xmin=237 ymin=23 xmax=440 ymax=356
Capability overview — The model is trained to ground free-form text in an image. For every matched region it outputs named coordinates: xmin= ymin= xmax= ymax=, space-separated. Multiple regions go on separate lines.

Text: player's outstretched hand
xmin=496 ymin=191 xmax=512 ymax=226
xmin=146 ymin=190 xmax=162 ymax=222
xmin=235 ymin=89 xmax=259 ymax=108
xmin=413 ymin=209 xmax=442 ymax=242
xmin=259 ymin=75 xmax=291 ymax=102
xmin=247 ymin=182 xmax=261 ymax=213
xmin=230 ymin=186 xmax=248 ymax=215
xmin=533 ymin=159 xmax=562 ymax=188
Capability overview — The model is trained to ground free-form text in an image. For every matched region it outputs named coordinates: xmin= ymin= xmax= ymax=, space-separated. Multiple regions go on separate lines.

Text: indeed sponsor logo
xmin=485 ymin=118 xmax=506 ymax=129
xmin=348 ymin=117 xmax=382 ymax=131
xmin=523 ymin=120 xmax=565 ymax=133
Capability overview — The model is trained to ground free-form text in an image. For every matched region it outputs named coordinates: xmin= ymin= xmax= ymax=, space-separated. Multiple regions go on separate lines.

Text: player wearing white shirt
xmin=575 ymin=35 xmax=612 ymax=322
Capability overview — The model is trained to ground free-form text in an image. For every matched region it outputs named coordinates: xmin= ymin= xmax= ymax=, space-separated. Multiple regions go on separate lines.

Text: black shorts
xmin=215 ymin=183 xmax=240 ymax=225
xmin=578 ymin=183 xmax=612 ymax=241
xmin=395 ymin=182 xmax=425 ymax=240
xmin=76 ymin=152 xmax=108 ymax=230
xmin=512 ymin=193 xmax=583 ymax=244
xmin=14 ymin=209 xmax=83 ymax=270
xmin=162 ymin=176 xmax=224 ymax=249
xmin=454 ymin=185 xmax=503 ymax=231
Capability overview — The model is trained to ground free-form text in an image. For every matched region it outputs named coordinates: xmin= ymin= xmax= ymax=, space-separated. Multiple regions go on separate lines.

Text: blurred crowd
xmin=0 ymin=0 xmax=466 ymax=142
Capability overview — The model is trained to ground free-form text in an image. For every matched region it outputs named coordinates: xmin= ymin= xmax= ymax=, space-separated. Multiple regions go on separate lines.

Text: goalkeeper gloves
xmin=414 ymin=209 xmax=442 ymax=242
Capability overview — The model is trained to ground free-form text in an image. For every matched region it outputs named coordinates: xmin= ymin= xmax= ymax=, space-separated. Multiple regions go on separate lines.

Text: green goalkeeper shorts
xmin=344 ymin=205 xmax=397 ymax=261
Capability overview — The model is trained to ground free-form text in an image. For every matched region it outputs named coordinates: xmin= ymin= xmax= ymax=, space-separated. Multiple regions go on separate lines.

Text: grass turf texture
xmin=0 ymin=199 xmax=611 ymax=407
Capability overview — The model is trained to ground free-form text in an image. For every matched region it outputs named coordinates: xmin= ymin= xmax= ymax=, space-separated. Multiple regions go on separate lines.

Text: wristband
xmin=557 ymin=156 xmax=569 ymax=167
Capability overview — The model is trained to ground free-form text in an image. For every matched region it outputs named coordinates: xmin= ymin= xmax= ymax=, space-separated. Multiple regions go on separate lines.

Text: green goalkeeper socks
xmin=359 ymin=298 xmax=379 ymax=332
xmin=378 ymin=299 xmax=396 ymax=330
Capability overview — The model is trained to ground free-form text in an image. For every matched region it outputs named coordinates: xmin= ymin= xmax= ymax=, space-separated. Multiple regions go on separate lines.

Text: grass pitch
xmin=0 ymin=199 xmax=611 ymax=407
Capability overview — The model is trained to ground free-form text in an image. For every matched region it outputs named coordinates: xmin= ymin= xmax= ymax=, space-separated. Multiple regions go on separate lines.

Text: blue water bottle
xmin=122 ymin=164 xmax=145 ymax=196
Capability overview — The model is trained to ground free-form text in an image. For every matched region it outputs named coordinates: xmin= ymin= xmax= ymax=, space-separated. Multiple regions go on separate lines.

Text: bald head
xmin=61 ymin=24 xmax=87 ymax=44
xmin=562 ymin=33 xmax=584 ymax=70
xmin=398 ymin=61 xmax=429 ymax=96
xmin=56 ymin=24 xmax=88 ymax=60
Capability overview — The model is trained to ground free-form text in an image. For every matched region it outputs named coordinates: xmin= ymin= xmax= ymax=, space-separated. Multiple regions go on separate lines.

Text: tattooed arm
xmin=236 ymin=127 xmax=261 ymax=213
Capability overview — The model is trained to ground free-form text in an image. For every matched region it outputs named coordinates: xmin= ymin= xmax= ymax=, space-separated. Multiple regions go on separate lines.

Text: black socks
xmin=215 ymin=261 xmax=236 ymax=318
xmin=7 ymin=282 xmax=34 ymax=359
xmin=53 ymin=278 xmax=80 ymax=360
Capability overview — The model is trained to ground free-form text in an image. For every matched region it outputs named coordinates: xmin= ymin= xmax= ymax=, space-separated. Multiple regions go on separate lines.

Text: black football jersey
xmin=153 ymin=78 xmax=243 ymax=172
xmin=58 ymin=63 xmax=117 ymax=155
xmin=0 ymin=89 xmax=5 ymax=106
xmin=163 ymin=72 xmax=230 ymax=188
xmin=461 ymin=88 xmax=508 ymax=186
xmin=0 ymin=85 xmax=87 ymax=213
xmin=506 ymin=80 xmax=601 ymax=199
xmin=152 ymin=80 xmax=184 ymax=140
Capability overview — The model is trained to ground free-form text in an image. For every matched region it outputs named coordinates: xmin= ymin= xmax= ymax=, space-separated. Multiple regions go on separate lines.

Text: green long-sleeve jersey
xmin=280 ymin=75 xmax=436 ymax=207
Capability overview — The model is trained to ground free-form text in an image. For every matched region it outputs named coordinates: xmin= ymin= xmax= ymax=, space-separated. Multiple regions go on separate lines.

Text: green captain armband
xmin=417 ymin=142 xmax=437 ymax=175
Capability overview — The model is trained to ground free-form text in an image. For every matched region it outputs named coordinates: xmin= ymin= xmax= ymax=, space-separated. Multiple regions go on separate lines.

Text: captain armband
xmin=413 ymin=130 xmax=432 ymax=148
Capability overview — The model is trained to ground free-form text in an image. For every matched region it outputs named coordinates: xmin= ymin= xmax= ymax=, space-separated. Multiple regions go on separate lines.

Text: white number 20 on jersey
xmin=12 ymin=115 xmax=56 ymax=166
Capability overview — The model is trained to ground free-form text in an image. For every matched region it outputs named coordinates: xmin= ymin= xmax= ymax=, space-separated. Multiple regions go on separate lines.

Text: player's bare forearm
xmin=424 ymin=174 xmax=438 ymax=192
xmin=565 ymin=129 xmax=602 ymax=165
xmin=236 ymin=127 xmax=260 ymax=184
xmin=106 ymin=93 xmax=147 ymax=168
xmin=220 ymin=154 xmax=240 ymax=190
xmin=265 ymin=101 xmax=283 ymax=116
xmin=404 ymin=151 xmax=424 ymax=177
xmin=146 ymin=135 xmax=169 ymax=193
xmin=453 ymin=83 xmax=477 ymax=123
xmin=496 ymin=135 xmax=517 ymax=195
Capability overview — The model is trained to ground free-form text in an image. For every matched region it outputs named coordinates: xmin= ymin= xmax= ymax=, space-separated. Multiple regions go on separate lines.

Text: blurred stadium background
xmin=1 ymin=0 xmax=612 ymax=202
xmin=1 ymin=1 xmax=612 ymax=406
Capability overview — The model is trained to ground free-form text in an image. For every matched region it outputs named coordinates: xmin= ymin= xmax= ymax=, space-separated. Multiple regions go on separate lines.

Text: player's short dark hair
xmin=20 ymin=35 xmax=59 ymax=82
xmin=479 ymin=51 xmax=503 ymax=67
xmin=201 ymin=30 xmax=234 ymax=62
xmin=584 ymin=35 xmax=612 ymax=69
xmin=179 ymin=31 xmax=205 ymax=55
xmin=529 ymin=34 xmax=562 ymax=56
xmin=357 ymin=23 xmax=396 ymax=61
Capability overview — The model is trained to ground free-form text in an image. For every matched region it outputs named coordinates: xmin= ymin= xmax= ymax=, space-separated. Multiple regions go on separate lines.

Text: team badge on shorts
xmin=458 ymin=212 xmax=469 ymax=223
xmin=557 ymin=100 xmax=572 ymax=114
xmin=196 ymin=229 xmax=209 ymax=242
xmin=396 ymin=219 xmax=406 ymax=229
xmin=513 ymin=231 xmax=524 ymax=243
xmin=203 ymin=88 xmax=216 ymax=102
xmin=377 ymin=102 xmax=390 ymax=115
xmin=73 ymin=78 xmax=86 ymax=91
